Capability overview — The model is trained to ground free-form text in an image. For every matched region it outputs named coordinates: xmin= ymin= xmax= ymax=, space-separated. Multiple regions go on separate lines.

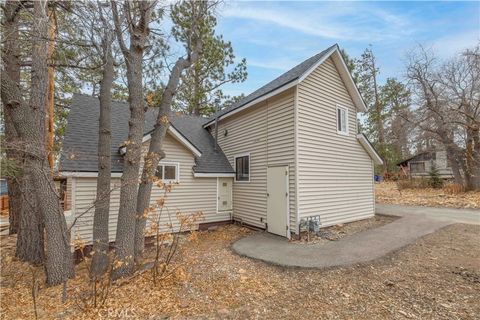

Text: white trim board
xmin=203 ymin=80 xmax=298 ymax=128
xmin=193 ymin=172 xmax=235 ymax=178
xmin=336 ymin=105 xmax=349 ymax=136
xmin=61 ymin=171 xmax=123 ymax=178
xmin=233 ymin=152 xmax=251 ymax=183
xmin=357 ymin=134 xmax=384 ymax=165
xmin=203 ymin=45 xmax=367 ymax=128
xmin=120 ymin=126 xmax=202 ymax=158
xmin=157 ymin=161 xmax=180 ymax=183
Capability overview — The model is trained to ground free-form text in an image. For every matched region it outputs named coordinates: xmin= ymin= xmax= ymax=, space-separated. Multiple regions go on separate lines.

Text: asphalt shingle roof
xmin=61 ymin=45 xmax=338 ymax=174
xmin=203 ymin=44 xmax=337 ymax=125
xmin=60 ymin=94 xmax=233 ymax=174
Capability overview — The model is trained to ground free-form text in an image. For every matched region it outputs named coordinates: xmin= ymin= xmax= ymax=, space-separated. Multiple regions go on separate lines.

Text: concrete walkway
xmin=232 ymin=205 xmax=480 ymax=268
xmin=376 ymin=204 xmax=480 ymax=225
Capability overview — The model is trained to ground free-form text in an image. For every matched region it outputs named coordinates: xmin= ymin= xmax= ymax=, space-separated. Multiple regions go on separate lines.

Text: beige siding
xmin=216 ymin=89 xmax=296 ymax=231
xmin=71 ymin=133 xmax=226 ymax=244
xmin=297 ymin=57 xmax=375 ymax=227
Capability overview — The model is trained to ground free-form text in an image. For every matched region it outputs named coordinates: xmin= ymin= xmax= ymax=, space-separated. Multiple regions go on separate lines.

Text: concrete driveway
xmin=232 ymin=204 xmax=480 ymax=268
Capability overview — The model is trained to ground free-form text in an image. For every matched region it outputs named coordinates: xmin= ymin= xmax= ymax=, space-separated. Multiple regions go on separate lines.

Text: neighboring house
xmin=397 ymin=150 xmax=453 ymax=179
xmin=0 ymin=179 xmax=8 ymax=213
xmin=60 ymin=44 xmax=382 ymax=242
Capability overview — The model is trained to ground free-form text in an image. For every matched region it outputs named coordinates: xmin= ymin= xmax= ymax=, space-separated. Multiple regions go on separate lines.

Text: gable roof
xmin=60 ymin=94 xmax=234 ymax=174
xmin=203 ymin=44 xmax=366 ymax=127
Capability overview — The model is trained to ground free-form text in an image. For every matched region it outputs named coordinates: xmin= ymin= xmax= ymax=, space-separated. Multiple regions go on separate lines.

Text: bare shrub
xmin=444 ymin=183 xmax=465 ymax=195
xmin=139 ymin=179 xmax=203 ymax=285
xmin=396 ymin=178 xmax=431 ymax=190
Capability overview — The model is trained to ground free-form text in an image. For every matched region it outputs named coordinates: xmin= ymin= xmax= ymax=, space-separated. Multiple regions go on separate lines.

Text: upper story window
xmin=234 ymin=154 xmax=250 ymax=182
xmin=336 ymin=106 xmax=349 ymax=135
xmin=155 ymin=162 xmax=179 ymax=182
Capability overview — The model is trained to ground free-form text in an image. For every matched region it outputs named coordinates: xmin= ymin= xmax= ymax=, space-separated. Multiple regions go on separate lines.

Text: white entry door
xmin=217 ymin=178 xmax=233 ymax=212
xmin=267 ymin=166 xmax=289 ymax=237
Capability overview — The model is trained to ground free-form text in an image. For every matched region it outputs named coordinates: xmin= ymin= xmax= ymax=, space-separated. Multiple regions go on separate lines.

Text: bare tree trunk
xmin=2 ymin=0 xmax=71 ymax=286
xmin=134 ymin=57 xmax=192 ymax=260
xmin=111 ymin=1 xmax=153 ymax=279
xmin=15 ymin=174 xmax=44 ymax=264
xmin=445 ymin=144 xmax=464 ymax=185
xmin=91 ymin=35 xmax=114 ymax=277
xmin=465 ymin=124 xmax=480 ymax=190
xmin=6 ymin=177 xmax=20 ymax=235
xmin=2 ymin=0 xmax=22 ymax=236
xmin=133 ymin=0 xmax=207 ymax=260
xmin=45 ymin=8 xmax=56 ymax=171
xmin=472 ymin=124 xmax=480 ymax=189
xmin=1 ymin=0 xmax=45 ymax=263
xmin=372 ymin=59 xmax=386 ymax=174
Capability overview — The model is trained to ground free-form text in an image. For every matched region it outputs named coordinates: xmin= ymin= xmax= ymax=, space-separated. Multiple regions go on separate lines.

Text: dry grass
xmin=1 ymin=223 xmax=479 ymax=319
xmin=375 ymin=181 xmax=480 ymax=209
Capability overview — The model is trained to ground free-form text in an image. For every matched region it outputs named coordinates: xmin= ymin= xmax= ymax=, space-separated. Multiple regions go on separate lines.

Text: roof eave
xmin=203 ymin=45 xmax=366 ymax=128
xmin=300 ymin=45 xmax=367 ymax=113
xmin=119 ymin=125 xmax=202 ymax=158
xmin=192 ymin=172 xmax=235 ymax=178
xmin=357 ymin=134 xmax=383 ymax=165
xmin=203 ymin=79 xmax=299 ymax=128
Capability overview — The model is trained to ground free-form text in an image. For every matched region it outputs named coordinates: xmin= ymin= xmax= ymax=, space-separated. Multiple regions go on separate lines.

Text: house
xmin=397 ymin=149 xmax=453 ymax=179
xmin=60 ymin=44 xmax=383 ymax=242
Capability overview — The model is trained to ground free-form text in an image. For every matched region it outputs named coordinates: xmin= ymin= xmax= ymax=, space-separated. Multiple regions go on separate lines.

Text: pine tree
xmin=428 ymin=164 xmax=443 ymax=189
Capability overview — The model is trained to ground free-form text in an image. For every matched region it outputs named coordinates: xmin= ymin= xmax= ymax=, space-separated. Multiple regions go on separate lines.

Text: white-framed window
xmin=336 ymin=105 xmax=349 ymax=135
xmin=155 ymin=162 xmax=180 ymax=182
xmin=234 ymin=153 xmax=250 ymax=182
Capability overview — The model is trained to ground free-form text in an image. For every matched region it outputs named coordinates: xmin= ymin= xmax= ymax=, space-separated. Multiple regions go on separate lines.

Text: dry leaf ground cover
xmin=1 ymin=223 xmax=479 ymax=319
xmin=375 ymin=181 xmax=480 ymax=209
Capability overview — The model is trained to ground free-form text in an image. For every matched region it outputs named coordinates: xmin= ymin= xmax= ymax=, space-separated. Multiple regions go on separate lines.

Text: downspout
xmin=214 ymin=115 xmax=218 ymax=151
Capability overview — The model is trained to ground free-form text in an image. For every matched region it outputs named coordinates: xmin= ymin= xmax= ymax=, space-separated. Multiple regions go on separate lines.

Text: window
xmin=234 ymin=154 xmax=250 ymax=182
xmin=155 ymin=163 xmax=179 ymax=182
xmin=336 ymin=106 xmax=348 ymax=135
xmin=410 ymin=162 xmax=425 ymax=173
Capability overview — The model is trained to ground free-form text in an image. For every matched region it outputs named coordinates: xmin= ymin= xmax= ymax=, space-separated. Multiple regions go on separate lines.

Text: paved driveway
xmin=232 ymin=205 xmax=480 ymax=268
xmin=376 ymin=204 xmax=480 ymax=225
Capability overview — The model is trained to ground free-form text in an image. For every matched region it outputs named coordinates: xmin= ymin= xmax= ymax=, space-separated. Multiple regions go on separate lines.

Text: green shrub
xmin=428 ymin=164 xmax=444 ymax=189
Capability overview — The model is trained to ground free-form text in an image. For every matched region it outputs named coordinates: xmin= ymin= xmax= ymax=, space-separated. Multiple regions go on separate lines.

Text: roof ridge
xmin=204 ymin=44 xmax=338 ymax=124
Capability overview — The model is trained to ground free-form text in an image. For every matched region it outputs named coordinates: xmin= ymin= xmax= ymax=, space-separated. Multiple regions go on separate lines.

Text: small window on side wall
xmin=337 ymin=106 xmax=348 ymax=135
xmin=155 ymin=163 xmax=179 ymax=182
xmin=235 ymin=154 xmax=250 ymax=182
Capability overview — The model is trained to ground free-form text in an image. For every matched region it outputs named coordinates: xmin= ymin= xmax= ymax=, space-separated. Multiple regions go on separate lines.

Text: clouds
xmin=215 ymin=1 xmax=480 ymax=97
xmin=222 ymin=2 xmax=414 ymax=42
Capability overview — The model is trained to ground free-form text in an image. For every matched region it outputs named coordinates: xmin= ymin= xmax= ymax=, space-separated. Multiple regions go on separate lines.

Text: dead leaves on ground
xmin=1 ymin=224 xmax=479 ymax=319
xmin=375 ymin=182 xmax=480 ymax=209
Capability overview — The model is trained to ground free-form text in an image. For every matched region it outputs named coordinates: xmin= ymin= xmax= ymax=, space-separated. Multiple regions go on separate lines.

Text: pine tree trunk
xmin=134 ymin=57 xmax=193 ymax=260
xmin=372 ymin=66 xmax=386 ymax=174
xmin=111 ymin=1 xmax=153 ymax=279
xmin=112 ymin=52 xmax=146 ymax=279
xmin=91 ymin=44 xmax=114 ymax=277
xmin=2 ymin=0 xmax=22 ymax=236
xmin=2 ymin=0 xmax=71 ymax=286
xmin=1 ymin=0 xmax=44 ymax=260
xmin=15 ymin=174 xmax=44 ymax=264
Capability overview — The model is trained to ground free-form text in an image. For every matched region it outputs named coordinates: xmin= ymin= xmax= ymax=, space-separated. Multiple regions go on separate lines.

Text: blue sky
xmin=214 ymin=1 xmax=480 ymax=97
